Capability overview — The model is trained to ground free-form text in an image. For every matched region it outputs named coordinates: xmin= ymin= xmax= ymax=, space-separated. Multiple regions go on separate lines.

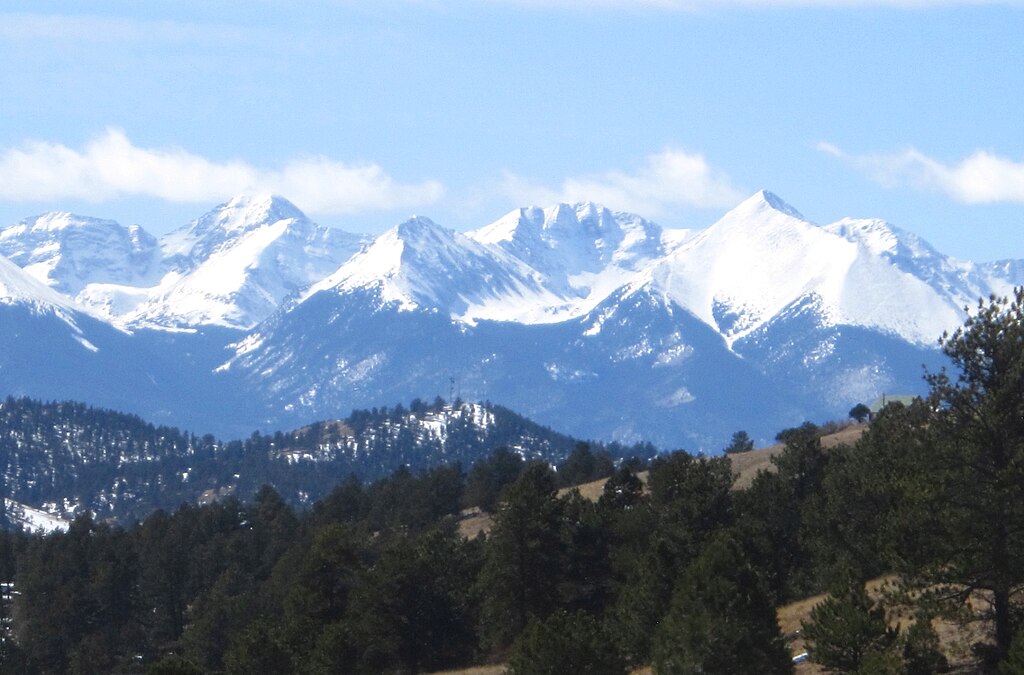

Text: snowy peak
xmin=306 ymin=216 xmax=559 ymax=322
xmin=0 ymin=253 xmax=67 ymax=307
xmin=160 ymin=194 xmax=310 ymax=268
xmin=115 ymin=196 xmax=365 ymax=330
xmin=637 ymin=190 xmax=971 ymax=347
xmin=10 ymin=195 xmax=369 ymax=331
xmin=191 ymin=193 xmax=306 ymax=236
xmin=982 ymin=259 xmax=1024 ymax=287
xmin=470 ymin=201 xmax=663 ymax=272
xmin=465 ymin=202 xmax=666 ymax=319
xmin=685 ymin=190 xmax=826 ymax=261
xmin=0 ymin=212 xmax=160 ymax=295
xmin=3 ymin=211 xmax=119 ymax=234
xmin=726 ymin=189 xmax=805 ymax=222
xmin=393 ymin=215 xmax=458 ymax=248
xmin=822 ymin=217 xmax=1002 ymax=307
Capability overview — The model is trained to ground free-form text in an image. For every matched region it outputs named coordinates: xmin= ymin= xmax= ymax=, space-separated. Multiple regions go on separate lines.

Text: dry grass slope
xmin=458 ymin=424 xmax=867 ymax=539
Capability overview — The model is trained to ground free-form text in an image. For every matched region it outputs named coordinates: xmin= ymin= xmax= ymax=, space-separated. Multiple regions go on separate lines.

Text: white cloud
xmin=819 ymin=142 xmax=1024 ymax=204
xmin=498 ymin=149 xmax=744 ymax=216
xmin=0 ymin=129 xmax=445 ymax=214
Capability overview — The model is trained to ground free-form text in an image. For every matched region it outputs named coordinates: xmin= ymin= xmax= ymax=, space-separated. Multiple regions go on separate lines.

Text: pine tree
xmin=652 ymin=531 xmax=792 ymax=674
xmin=476 ymin=463 xmax=565 ymax=648
xmin=724 ymin=430 xmax=755 ymax=454
xmin=507 ymin=611 xmax=627 ymax=675
xmin=801 ymin=582 xmax=897 ymax=673
xmin=889 ymin=289 xmax=1024 ymax=661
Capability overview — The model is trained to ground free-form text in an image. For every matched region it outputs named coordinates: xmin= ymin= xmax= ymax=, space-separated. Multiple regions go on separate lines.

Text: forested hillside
xmin=0 ymin=397 xmax=651 ymax=525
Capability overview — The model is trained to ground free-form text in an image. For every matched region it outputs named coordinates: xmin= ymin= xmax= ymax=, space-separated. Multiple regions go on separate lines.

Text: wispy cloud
xmin=0 ymin=129 xmax=445 ymax=214
xmin=819 ymin=142 xmax=1024 ymax=204
xmin=496 ymin=149 xmax=744 ymax=216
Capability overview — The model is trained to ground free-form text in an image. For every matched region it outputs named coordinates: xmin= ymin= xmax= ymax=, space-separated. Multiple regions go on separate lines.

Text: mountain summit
xmin=160 ymin=194 xmax=311 ymax=270
xmin=736 ymin=189 xmax=805 ymax=220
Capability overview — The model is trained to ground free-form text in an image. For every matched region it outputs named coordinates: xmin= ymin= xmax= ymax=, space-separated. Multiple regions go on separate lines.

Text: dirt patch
xmin=457 ymin=507 xmax=493 ymax=539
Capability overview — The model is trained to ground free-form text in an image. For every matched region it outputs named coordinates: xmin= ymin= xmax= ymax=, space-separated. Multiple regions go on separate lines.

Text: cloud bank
xmin=498 ymin=149 xmax=744 ymax=217
xmin=0 ymin=129 xmax=445 ymax=214
xmin=820 ymin=142 xmax=1024 ymax=205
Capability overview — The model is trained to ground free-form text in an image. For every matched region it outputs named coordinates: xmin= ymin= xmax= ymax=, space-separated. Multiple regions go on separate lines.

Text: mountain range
xmin=1 ymin=191 xmax=1020 ymax=450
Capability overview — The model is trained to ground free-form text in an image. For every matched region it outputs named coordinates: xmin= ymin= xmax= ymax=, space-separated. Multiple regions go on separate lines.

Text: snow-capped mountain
xmin=467 ymin=202 xmax=676 ymax=322
xmin=822 ymin=216 xmax=1018 ymax=310
xmin=0 ymin=212 xmax=161 ymax=295
xmin=121 ymin=195 xmax=367 ymax=330
xmin=1 ymin=190 xmax=1021 ymax=450
xmin=636 ymin=191 xmax=966 ymax=347
xmin=981 ymin=259 xmax=1024 ymax=287
xmin=215 ymin=190 xmax=1021 ymax=448
xmin=1 ymin=195 xmax=367 ymax=330
xmin=303 ymin=215 xmax=566 ymax=324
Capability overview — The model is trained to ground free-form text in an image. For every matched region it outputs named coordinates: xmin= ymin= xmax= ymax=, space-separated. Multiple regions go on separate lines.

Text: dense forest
xmin=0 ymin=288 xmax=1020 ymax=674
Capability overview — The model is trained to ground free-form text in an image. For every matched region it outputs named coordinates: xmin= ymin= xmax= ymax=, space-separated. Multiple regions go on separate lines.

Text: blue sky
xmin=1 ymin=1 xmax=1022 ymax=261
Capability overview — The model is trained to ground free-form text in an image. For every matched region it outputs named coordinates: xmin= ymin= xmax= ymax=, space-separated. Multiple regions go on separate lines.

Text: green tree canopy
xmin=652 ymin=531 xmax=792 ymax=674
xmin=848 ymin=403 xmax=871 ymax=424
xmin=507 ymin=611 xmax=627 ymax=675
xmin=801 ymin=582 xmax=897 ymax=673
xmin=891 ymin=289 xmax=1024 ymax=661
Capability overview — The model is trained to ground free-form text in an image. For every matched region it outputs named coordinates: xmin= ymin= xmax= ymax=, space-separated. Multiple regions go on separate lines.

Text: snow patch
xmin=659 ymin=387 xmax=696 ymax=407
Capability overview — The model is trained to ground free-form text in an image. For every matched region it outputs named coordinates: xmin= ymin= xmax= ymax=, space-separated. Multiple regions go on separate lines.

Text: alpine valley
xmin=1 ymin=191 xmax=1021 ymax=453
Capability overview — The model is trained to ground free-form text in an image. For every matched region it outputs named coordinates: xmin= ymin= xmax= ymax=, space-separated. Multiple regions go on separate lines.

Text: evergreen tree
xmin=889 ymin=289 xmax=1024 ymax=661
xmin=1002 ymin=630 xmax=1024 ymax=674
xmin=477 ymin=463 xmax=565 ymax=648
xmin=507 ymin=611 xmax=627 ymax=675
xmin=344 ymin=526 xmax=481 ymax=673
xmin=646 ymin=451 xmax=733 ymax=560
xmin=463 ymin=447 xmax=524 ymax=512
xmin=145 ymin=654 xmax=204 ymax=675
xmin=801 ymin=582 xmax=897 ymax=673
xmin=902 ymin=614 xmax=948 ymax=675
xmin=848 ymin=403 xmax=871 ymax=423
xmin=559 ymin=490 xmax=613 ymax=615
xmin=557 ymin=442 xmax=615 ymax=487
xmin=597 ymin=465 xmax=645 ymax=514
xmin=735 ymin=422 xmax=830 ymax=601
xmin=725 ymin=430 xmax=755 ymax=454
xmin=222 ymin=618 xmax=293 ymax=675
xmin=652 ymin=531 xmax=791 ymax=674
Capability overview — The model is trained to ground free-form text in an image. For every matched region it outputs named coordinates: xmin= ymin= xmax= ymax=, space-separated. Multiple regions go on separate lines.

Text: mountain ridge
xmin=0 ymin=190 xmax=1019 ymax=450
